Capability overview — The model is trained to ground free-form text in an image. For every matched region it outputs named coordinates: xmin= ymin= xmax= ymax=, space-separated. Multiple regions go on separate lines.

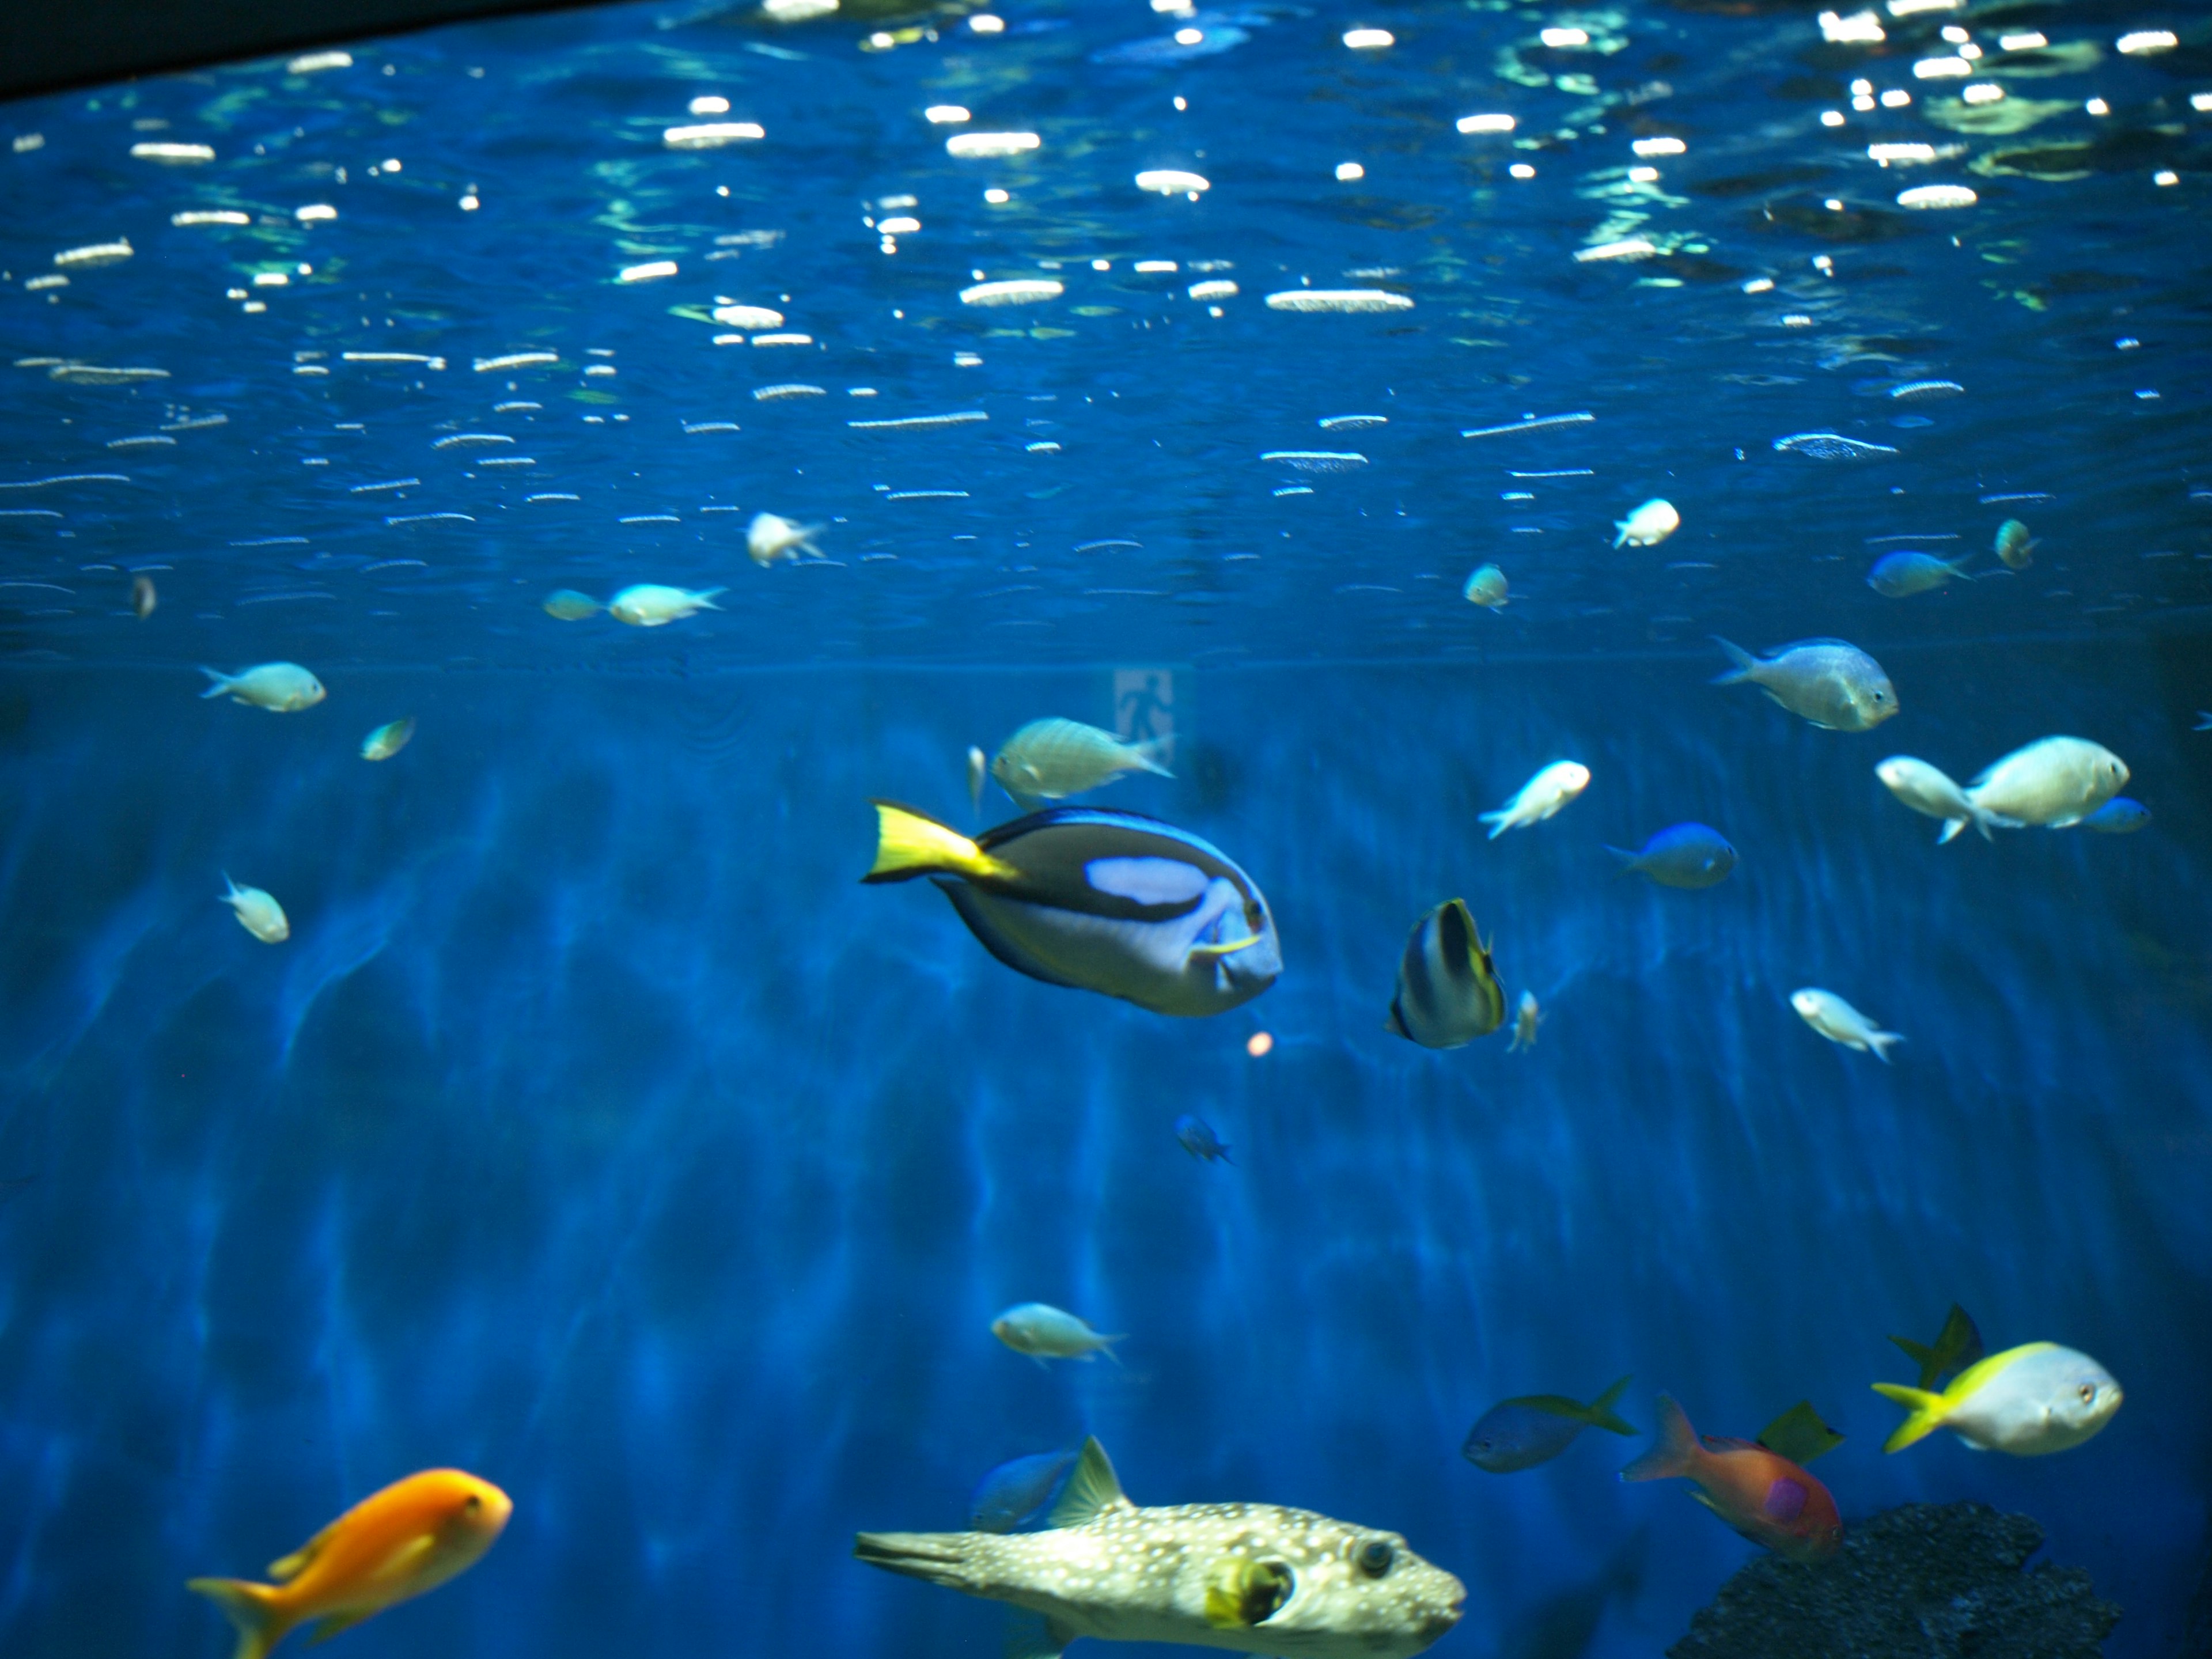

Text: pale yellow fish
xmin=361 ymin=718 xmax=416 ymax=761
xmin=609 ymin=584 xmax=724 ymax=626
xmin=132 ymin=575 xmax=157 ymax=619
xmin=967 ymin=745 xmax=987 ymax=812
xmin=542 ymin=589 xmax=601 ymax=620
xmin=991 ymin=717 xmax=1172 ymax=809
xmin=1613 ymin=499 xmax=1679 ymax=548
xmin=1508 ymin=991 xmax=1543 ymax=1052
xmin=748 ymin=512 xmax=823 ymax=565
xmin=1464 ymin=564 xmax=1508 ymax=609
xmin=200 ymin=662 xmax=325 ymax=711
xmin=221 ymin=876 xmax=289 ymax=943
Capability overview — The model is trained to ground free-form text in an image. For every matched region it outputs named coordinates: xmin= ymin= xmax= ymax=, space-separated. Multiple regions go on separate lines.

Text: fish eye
xmin=464 ymin=1494 xmax=482 ymax=1510
xmin=2078 ymin=1384 xmax=2096 ymax=1404
xmin=1358 ymin=1540 xmax=1393 ymax=1577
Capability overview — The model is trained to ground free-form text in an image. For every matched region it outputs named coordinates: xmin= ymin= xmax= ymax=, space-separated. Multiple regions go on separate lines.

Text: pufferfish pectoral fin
xmin=1004 ymin=1609 xmax=1078 ymax=1659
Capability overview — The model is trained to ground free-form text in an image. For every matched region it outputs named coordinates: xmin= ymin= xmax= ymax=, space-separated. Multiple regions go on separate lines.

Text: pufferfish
xmin=855 ymin=1439 xmax=1465 ymax=1659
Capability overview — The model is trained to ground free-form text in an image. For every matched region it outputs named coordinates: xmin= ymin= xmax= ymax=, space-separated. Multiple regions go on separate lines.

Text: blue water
xmin=2 ymin=3 xmax=2210 ymax=1657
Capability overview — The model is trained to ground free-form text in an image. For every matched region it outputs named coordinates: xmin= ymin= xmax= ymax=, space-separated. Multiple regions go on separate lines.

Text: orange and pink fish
xmin=1620 ymin=1395 xmax=1842 ymax=1563
xmin=188 ymin=1467 xmax=512 ymax=1658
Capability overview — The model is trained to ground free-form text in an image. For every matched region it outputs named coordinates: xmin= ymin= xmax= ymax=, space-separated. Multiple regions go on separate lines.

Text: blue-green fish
xmin=863 ymin=802 xmax=1280 ymax=1017
xmin=1605 ymin=824 xmax=1736 ymax=888
xmin=199 ymin=662 xmax=325 ymax=711
xmin=2082 ymin=797 xmax=2150 ymax=834
xmin=971 ymin=1450 xmax=1078 ymax=1533
xmin=1463 ymin=1377 xmax=1635 ymax=1472
xmin=1867 ymin=551 xmax=1972 ymax=597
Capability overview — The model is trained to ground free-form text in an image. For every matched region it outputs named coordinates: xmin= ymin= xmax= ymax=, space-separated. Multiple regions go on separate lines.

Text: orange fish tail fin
xmin=1872 ymin=1382 xmax=1948 ymax=1452
xmin=1619 ymin=1393 xmax=1699 ymax=1483
xmin=187 ymin=1578 xmax=289 ymax=1659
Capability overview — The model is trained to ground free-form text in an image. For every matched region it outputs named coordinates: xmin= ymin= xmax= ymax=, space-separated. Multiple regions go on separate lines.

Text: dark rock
xmin=1668 ymin=1502 xmax=2120 ymax=1659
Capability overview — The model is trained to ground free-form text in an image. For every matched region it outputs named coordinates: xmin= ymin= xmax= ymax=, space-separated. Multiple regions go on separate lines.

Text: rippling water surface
xmin=1 ymin=3 xmax=2209 ymax=1657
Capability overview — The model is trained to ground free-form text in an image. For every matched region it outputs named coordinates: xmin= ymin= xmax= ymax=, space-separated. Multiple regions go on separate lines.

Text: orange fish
xmin=188 ymin=1467 xmax=512 ymax=1659
xmin=1619 ymin=1395 xmax=1842 ymax=1563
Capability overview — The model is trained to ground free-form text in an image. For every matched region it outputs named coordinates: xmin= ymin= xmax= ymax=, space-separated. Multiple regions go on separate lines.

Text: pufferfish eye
xmin=1358 ymin=1540 xmax=1394 ymax=1578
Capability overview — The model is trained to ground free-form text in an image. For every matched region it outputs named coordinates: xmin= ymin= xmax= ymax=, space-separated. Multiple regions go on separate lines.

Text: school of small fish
xmin=8 ymin=3 xmax=2174 ymax=1651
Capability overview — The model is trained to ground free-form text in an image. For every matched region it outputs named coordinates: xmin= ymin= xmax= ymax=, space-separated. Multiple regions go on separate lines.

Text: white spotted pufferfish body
xmin=855 ymin=1440 xmax=1464 ymax=1658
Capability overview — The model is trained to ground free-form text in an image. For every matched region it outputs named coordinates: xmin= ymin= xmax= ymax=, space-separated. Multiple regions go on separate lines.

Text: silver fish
xmin=993 ymin=717 xmax=1172 ymax=810
xmin=1386 ymin=899 xmax=1505 ymax=1049
xmin=1710 ymin=637 xmax=1896 ymax=732
xmin=855 ymin=1439 xmax=1465 ymax=1659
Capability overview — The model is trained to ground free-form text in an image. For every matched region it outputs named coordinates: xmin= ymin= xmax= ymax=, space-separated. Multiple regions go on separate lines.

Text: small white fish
xmin=361 ymin=717 xmax=416 ymax=761
xmin=1508 ymin=991 xmax=1543 ymax=1054
xmin=221 ymin=875 xmax=289 ymax=943
xmin=199 ymin=662 xmax=325 ymax=711
xmin=1964 ymin=737 xmax=2128 ymax=830
xmin=966 ymin=745 xmax=987 ymax=813
xmin=1613 ymin=499 xmax=1679 ymax=548
xmin=1464 ymin=563 xmax=1508 ymax=608
xmin=1875 ymin=756 xmax=1977 ymax=844
xmin=131 ymin=575 xmax=157 ymax=619
xmin=1790 ymin=988 xmax=1902 ymax=1061
xmin=1478 ymin=761 xmax=1590 ymax=839
xmin=990 ymin=1302 xmax=1123 ymax=1366
xmin=747 ymin=511 xmax=823 ymax=565
xmin=609 ymin=584 xmax=724 ymax=626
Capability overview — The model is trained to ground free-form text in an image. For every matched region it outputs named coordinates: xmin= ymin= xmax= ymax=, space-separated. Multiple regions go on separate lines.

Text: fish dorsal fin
xmin=1048 ymin=1438 xmax=1132 ymax=1528
xmin=267 ymin=1521 xmax=338 ymax=1584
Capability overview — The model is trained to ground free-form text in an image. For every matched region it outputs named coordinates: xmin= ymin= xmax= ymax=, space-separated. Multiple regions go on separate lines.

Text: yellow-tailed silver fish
xmin=1874 ymin=1342 xmax=2121 ymax=1456
xmin=855 ymin=1439 xmax=1465 ymax=1659
xmin=1387 ymin=899 xmax=1505 ymax=1048
xmin=361 ymin=718 xmax=416 ymax=762
xmin=992 ymin=718 xmax=1172 ymax=810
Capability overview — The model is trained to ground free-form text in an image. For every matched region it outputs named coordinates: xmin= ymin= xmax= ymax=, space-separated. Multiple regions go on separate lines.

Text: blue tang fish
xmin=1606 ymin=824 xmax=1737 ymax=889
xmin=1464 ymin=1377 xmax=1636 ymax=1472
xmin=2082 ymin=797 xmax=2150 ymax=834
xmin=864 ymin=802 xmax=1281 ymax=1017
xmin=1175 ymin=1115 xmax=1233 ymax=1164
xmin=970 ymin=1450 xmax=1078 ymax=1534
xmin=1866 ymin=551 xmax=1972 ymax=597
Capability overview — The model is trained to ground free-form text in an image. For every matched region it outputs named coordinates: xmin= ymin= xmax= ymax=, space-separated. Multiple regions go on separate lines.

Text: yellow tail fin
xmin=862 ymin=801 xmax=1018 ymax=885
xmin=1871 ymin=1381 xmax=1949 ymax=1452
xmin=187 ymin=1577 xmax=287 ymax=1659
